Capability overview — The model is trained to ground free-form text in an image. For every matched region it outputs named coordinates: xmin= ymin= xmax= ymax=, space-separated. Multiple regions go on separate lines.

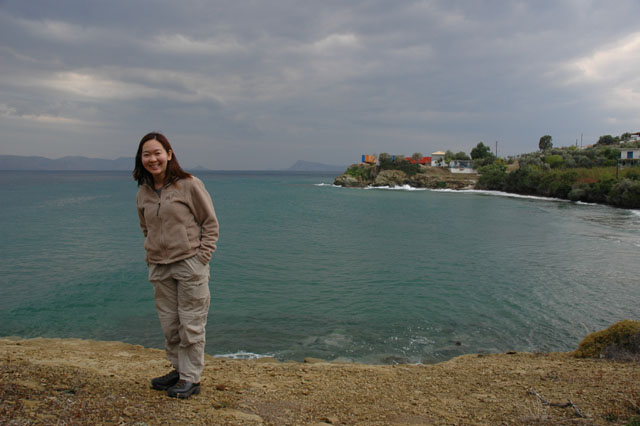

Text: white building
xmin=619 ymin=148 xmax=640 ymax=167
xmin=449 ymin=160 xmax=476 ymax=173
xmin=431 ymin=151 xmax=446 ymax=166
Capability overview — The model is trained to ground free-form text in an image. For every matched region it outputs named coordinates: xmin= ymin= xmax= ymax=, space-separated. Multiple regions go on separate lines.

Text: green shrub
xmin=504 ymin=166 xmax=544 ymax=194
xmin=544 ymin=154 xmax=564 ymax=168
xmin=573 ymin=320 xmax=640 ymax=359
xmin=476 ymin=163 xmax=507 ymax=190
xmin=609 ymin=179 xmax=640 ymax=208
xmin=624 ymin=168 xmax=640 ymax=181
xmin=582 ymin=177 xmax=617 ymax=204
xmin=516 ymin=142 xmax=626 ymax=170
xmin=397 ymin=161 xmax=420 ymax=176
xmin=472 ymin=156 xmax=496 ymax=169
xmin=345 ymin=164 xmax=375 ymax=180
xmin=550 ymin=170 xmax=578 ymax=198
xmin=568 ymin=186 xmax=586 ymax=202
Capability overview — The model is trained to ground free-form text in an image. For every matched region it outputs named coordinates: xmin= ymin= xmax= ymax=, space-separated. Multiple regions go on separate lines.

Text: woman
xmin=133 ymin=132 xmax=219 ymax=399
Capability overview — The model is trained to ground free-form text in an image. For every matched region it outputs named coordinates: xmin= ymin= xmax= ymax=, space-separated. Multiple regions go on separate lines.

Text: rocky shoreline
xmin=333 ymin=164 xmax=479 ymax=189
xmin=2 ymin=337 xmax=639 ymax=425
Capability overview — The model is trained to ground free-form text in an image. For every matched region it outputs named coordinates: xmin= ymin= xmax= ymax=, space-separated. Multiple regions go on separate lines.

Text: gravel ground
xmin=1 ymin=337 xmax=639 ymax=425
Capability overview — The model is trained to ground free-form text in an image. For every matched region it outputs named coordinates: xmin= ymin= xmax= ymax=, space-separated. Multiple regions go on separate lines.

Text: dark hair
xmin=133 ymin=132 xmax=192 ymax=186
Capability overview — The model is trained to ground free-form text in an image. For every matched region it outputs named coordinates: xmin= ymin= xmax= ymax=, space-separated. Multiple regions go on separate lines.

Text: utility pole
xmin=580 ymin=133 xmax=583 ymax=149
xmin=495 ymin=141 xmax=498 ymax=158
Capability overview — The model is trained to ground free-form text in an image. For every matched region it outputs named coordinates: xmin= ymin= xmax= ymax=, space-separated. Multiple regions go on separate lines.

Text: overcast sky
xmin=1 ymin=1 xmax=639 ymax=170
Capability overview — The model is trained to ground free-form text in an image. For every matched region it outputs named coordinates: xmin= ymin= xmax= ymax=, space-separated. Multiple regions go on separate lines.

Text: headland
xmin=334 ymin=163 xmax=478 ymax=189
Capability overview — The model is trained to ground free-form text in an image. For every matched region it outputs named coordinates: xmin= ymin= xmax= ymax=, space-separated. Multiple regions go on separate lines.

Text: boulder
xmin=374 ymin=170 xmax=407 ymax=187
xmin=333 ymin=174 xmax=363 ymax=187
xmin=409 ymin=173 xmax=437 ymax=188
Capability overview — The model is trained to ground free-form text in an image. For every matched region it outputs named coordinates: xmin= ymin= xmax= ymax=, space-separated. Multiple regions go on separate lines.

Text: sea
xmin=0 ymin=170 xmax=638 ymax=364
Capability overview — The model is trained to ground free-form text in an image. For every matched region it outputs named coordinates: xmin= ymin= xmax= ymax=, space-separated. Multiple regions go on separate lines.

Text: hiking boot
xmin=167 ymin=380 xmax=201 ymax=399
xmin=151 ymin=370 xmax=179 ymax=390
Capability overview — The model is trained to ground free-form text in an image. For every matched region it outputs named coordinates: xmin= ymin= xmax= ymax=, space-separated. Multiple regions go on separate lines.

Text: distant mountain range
xmin=0 ymin=155 xmax=346 ymax=172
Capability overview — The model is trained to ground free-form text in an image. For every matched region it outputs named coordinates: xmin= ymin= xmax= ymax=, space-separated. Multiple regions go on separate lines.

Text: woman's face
xmin=141 ymin=139 xmax=172 ymax=182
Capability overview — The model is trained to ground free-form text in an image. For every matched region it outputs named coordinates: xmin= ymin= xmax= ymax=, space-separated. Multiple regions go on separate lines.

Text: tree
xmin=392 ymin=155 xmax=406 ymax=166
xmin=379 ymin=152 xmax=392 ymax=167
xmin=411 ymin=152 xmax=423 ymax=161
xmin=454 ymin=151 xmax=470 ymax=160
xmin=539 ymin=135 xmax=553 ymax=151
xmin=444 ymin=150 xmax=455 ymax=163
xmin=597 ymin=135 xmax=616 ymax=145
xmin=470 ymin=142 xmax=492 ymax=159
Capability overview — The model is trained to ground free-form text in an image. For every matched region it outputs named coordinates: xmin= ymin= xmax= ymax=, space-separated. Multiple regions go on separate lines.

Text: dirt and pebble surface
xmin=1 ymin=337 xmax=639 ymax=425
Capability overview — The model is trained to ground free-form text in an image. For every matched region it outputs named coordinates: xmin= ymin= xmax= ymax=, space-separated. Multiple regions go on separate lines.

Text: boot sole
xmin=168 ymin=386 xmax=201 ymax=399
xmin=152 ymin=382 xmax=178 ymax=391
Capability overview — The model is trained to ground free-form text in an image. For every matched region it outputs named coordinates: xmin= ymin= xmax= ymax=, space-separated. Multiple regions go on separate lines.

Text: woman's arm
xmin=189 ymin=178 xmax=219 ymax=264
xmin=136 ymin=191 xmax=148 ymax=237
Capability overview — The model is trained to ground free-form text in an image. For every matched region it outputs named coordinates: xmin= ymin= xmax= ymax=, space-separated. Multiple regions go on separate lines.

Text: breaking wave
xmin=314 ymin=183 xmax=341 ymax=187
xmin=213 ymin=351 xmax=274 ymax=360
xmin=365 ymin=185 xmax=427 ymax=191
xmin=433 ymin=189 xmax=569 ymax=203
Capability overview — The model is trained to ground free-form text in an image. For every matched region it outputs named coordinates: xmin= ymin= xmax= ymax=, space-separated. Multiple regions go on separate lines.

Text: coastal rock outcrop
xmin=334 ymin=164 xmax=478 ymax=189
xmin=409 ymin=173 xmax=477 ymax=190
xmin=374 ymin=170 xmax=407 ymax=187
xmin=333 ymin=173 xmax=364 ymax=187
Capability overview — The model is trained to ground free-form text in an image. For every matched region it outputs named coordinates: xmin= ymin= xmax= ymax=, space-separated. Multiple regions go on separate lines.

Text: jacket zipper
xmin=155 ymin=186 xmax=162 ymax=216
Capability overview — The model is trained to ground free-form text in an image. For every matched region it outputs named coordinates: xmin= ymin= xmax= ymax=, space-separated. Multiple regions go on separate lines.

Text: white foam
xmin=409 ymin=336 xmax=435 ymax=346
xmin=328 ymin=185 xmax=640 ymax=212
xmin=436 ymin=189 xmax=569 ymax=203
xmin=213 ymin=351 xmax=274 ymax=360
xmin=364 ymin=184 xmax=427 ymax=191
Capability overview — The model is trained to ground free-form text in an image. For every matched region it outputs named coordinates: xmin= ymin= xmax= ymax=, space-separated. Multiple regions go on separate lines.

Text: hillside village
xmin=360 ymin=152 xmax=475 ymax=174
xmin=334 ymin=133 xmax=640 ymax=208
xmin=334 ymin=150 xmax=480 ymax=189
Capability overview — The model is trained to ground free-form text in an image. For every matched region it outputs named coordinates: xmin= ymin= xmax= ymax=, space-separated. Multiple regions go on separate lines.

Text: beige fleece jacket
xmin=137 ymin=176 xmax=219 ymax=265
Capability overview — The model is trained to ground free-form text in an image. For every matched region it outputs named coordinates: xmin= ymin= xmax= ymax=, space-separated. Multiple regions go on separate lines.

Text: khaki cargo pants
xmin=148 ymin=255 xmax=210 ymax=383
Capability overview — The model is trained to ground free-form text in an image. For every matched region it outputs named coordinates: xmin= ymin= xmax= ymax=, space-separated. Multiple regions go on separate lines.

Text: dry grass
xmin=1 ymin=337 xmax=639 ymax=425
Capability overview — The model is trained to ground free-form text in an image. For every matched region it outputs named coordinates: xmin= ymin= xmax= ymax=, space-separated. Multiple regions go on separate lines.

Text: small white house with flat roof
xmin=431 ymin=151 xmax=446 ymax=166
xmin=619 ymin=148 xmax=640 ymax=167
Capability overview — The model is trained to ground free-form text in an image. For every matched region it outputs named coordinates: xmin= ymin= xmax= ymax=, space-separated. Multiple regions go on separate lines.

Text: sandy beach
xmin=1 ymin=337 xmax=639 ymax=425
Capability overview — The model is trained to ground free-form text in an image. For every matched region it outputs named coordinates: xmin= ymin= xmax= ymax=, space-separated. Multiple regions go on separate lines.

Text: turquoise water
xmin=0 ymin=171 xmax=638 ymax=364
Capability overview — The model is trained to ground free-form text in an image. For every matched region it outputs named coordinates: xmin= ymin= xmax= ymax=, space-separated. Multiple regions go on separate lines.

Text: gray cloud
xmin=1 ymin=0 xmax=639 ymax=169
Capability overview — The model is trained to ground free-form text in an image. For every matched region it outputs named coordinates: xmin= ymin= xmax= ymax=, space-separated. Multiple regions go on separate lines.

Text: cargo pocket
xmin=176 ymin=257 xmax=211 ymax=314
xmin=178 ymin=280 xmax=210 ymax=315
